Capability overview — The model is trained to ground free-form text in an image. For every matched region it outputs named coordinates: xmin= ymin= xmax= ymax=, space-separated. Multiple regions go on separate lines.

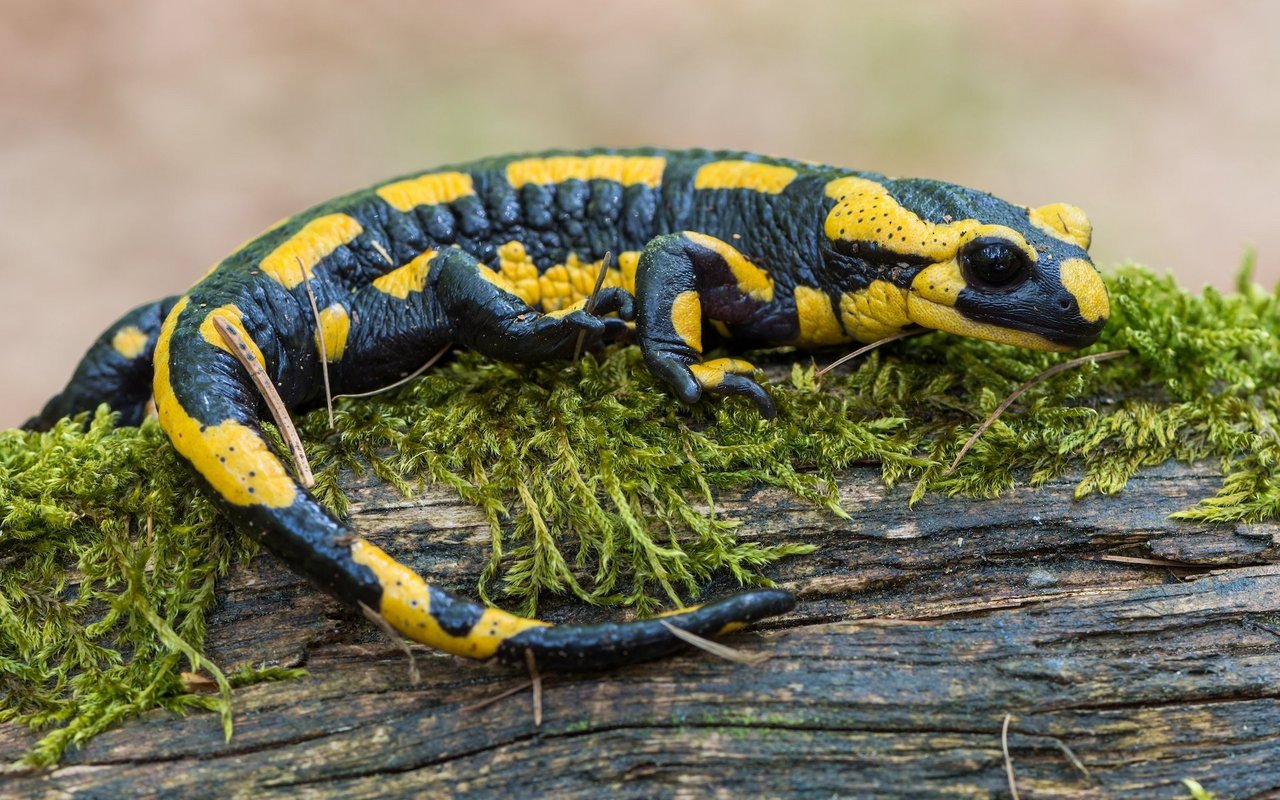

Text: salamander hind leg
xmin=430 ymin=248 xmax=634 ymax=363
xmin=634 ymin=233 xmax=777 ymax=418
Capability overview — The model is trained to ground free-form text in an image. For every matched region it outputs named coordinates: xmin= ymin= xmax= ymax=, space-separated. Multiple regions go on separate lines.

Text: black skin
xmin=25 ymin=148 xmax=1104 ymax=670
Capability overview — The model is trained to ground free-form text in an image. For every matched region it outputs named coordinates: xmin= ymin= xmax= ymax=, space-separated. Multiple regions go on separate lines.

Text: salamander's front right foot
xmin=633 ymin=232 xmax=778 ymax=418
xmin=646 ymin=352 xmax=776 ymax=418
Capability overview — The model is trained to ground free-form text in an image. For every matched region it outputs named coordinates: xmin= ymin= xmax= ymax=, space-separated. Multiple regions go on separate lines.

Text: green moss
xmin=3 ymin=260 xmax=1279 ymax=765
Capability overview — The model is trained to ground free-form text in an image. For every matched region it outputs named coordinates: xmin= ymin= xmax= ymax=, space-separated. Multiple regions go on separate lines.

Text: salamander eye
xmin=959 ymin=237 xmax=1030 ymax=290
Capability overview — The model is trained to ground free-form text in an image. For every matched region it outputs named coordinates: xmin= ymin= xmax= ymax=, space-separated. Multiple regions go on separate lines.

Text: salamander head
xmin=822 ymin=175 xmax=1109 ymax=351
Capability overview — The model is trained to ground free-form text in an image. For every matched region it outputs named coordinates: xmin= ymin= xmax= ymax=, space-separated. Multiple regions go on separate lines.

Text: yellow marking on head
xmin=905 ymin=296 xmax=1070 ymax=351
xmin=824 ymin=176 xmax=1035 ymax=264
xmin=694 ymin=160 xmax=797 ymax=194
xmin=199 ymin=305 xmax=267 ymax=369
xmin=671 ymin=290 xmax=703 ymax=352
xmin=260 ymin=214 xmax=363 ymax=289
xmin=684 ymin=232 xmax=775 ymax=302
xmin=1059 ymin=257 xmax=1110 ymax=323
xmin=840 ymin=280 xmax=911 ymax=343
xmin=314 ymin=304 xmax=350 ymax=362
xmin=689 ymin=358 xmax=755 ymax=389
xmin=478 ymin=264 xmax=518 ymax=294
xmin=371 ymin=249 xmax=437 ymax=299
xmin=791 ymin=286 xmax=850 ymax=346
xmin=376 ymin=172 xmax=476 ymax=212
xmin=153 ymin=297 xmax=299 ymax=508
xmin=496 ymin=241 xmax=542 ymax=306
xmin=505 ymin=155 xmax=666 ymax=188
xmin=349 ymin=539 xmax=546 ymax=659
xmin=112 ymin=325 xmax=150 ymax=360
xmin=618 ymin=251 xmax=641 ymax=294
xmin=909 ymin=260 xmax=967 ymax=307
xmin=1030 ymin=203 xmax=1092 ymax=250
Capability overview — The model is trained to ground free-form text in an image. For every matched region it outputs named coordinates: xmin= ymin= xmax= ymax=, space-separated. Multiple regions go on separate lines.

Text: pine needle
xmin=943 ymin=349 xmax=1129 ymax=476
xmin=211 ymin=315 xmax=315 ymax=488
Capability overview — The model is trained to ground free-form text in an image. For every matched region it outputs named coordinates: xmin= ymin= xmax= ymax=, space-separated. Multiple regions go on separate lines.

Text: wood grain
xmin=4 ymin=460 xmax=1279 ymax=799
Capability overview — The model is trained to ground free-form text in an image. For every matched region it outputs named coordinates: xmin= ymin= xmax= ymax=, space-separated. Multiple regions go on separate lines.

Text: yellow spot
xmin=350 ymin=539 xmax=546 ymax=659
xmin=671 ymin=290 xmax=703 ymax=352
xmin=839 ymin=280 xmax=911 ymax=342
xmin=371 ymin=250 xmax=437 ymax=299
xmin=1029 ymin=203 xmax=1093 ymax=249
xmin=792 ymin=286 xmax=850 ymax=346
xmin=684 ymin=232 xmax=775 ymax=302
xmin=112 ymin=325 xmax=150 ymax=359
xmin=199 ymin=305 xmax=266 ymax=369
xmin=376 ymin=172 xmax=475 ymax=212
xmin=314 ymin=304 xmax=350 ymax=362
xmin=905 ymin=296 xmax=1070 ymax=351
xmin=537 ymin=253 xmax=622 ymax=312
xmin=716 ymin=621 xmax=748 ymax=635
xmin=694 ymin=160 xmax=797 ymax=194
xmin=824 ymin=176 xmax=1035 ymax=263
xmin=505 ymin=155 xmax=665 ymax=188
xmin=689 ymin=358 xmax=755 ymax=389
xmin=496 ymin=241 xmax=542 ymax=306
xmin=618 ymin=251 xmax=641 ymax=294
xmin=1059 ymin=258 xmax=1110 ymax=323
xmin=153 ymin=297 xmax=299 ymax=508
xmin=260 ymin=214 xmax=364 ymax=289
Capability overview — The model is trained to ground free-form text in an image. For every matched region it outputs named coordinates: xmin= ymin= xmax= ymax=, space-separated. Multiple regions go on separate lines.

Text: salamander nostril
xmin=1058 ymin=296 xmax=1072 ymax=311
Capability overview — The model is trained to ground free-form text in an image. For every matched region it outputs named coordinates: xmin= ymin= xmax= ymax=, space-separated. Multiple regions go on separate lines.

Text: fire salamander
xmin=26 ymin=148 xmax=1109 ymax=671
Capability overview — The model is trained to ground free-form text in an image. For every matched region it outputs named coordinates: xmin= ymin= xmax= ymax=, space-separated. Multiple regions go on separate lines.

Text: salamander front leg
xmin=634 ymin=232 xmax=777 ymax=417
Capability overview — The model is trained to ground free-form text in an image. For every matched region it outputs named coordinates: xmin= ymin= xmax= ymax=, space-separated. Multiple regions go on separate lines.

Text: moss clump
xmin=3 ymin=260 xmax=1279 ymax=765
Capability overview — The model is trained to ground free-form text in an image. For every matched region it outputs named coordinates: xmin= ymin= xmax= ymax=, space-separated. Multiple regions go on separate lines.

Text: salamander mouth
xmin=905 ymin=295 xmax=1086 ymax=352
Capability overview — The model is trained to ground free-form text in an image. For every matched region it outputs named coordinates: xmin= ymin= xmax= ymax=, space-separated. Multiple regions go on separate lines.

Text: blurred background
xmin=2 ymin=0 xmax=1277 ymax=427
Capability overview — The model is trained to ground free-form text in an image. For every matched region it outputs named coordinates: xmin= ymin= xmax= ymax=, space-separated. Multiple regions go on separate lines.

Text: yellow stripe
xmin=260 ymin=214 xmax=363 ymax=289
xmin=685 ymin=232 xmax=775 ymax=302
xmin=824 ymin=176 xmax=1036 ymax=264
xmin=505 ymin=155 xmax=665 ymax=188
xmin=376 ymin=172 xmax=475 ymax=212
xmin=153 ymin=297 xmax=298 ymax=508
xmin=371 ymin=250 xmax=437 ymax=299
xmin=350 ymin=539 xmax=546 ymax=659
xmin=792 ymin=286 xmax=849 ymax=346
xmin=315 ymin=304 xmax=351 ymax=362
xmin=694 ymin=160 xmax=797 ymax=194
xmin=671 ymin=290 xmax=702 ymax=352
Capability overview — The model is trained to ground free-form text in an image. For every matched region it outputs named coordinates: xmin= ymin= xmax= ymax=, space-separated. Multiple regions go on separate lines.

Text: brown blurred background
xmin=2 ymin=0 xmax=1278 ymax=428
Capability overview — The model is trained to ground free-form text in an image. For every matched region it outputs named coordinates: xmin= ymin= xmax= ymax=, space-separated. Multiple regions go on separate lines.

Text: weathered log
xmin=3 ymin=460 xmax=1280 ymax=799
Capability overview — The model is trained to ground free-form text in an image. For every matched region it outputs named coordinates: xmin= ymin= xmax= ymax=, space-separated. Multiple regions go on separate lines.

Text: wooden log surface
xmin=4 ymin=459 xmax=1280 ymax=799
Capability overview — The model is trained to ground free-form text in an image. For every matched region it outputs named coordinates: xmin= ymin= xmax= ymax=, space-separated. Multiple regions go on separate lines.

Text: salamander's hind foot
xmin=517 ymin=286 xmax=635 ymax=360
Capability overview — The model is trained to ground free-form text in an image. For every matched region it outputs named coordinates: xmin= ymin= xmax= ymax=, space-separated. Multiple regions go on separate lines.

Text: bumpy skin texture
xmin=27 ymin=148 xmax=1109 ymax=670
